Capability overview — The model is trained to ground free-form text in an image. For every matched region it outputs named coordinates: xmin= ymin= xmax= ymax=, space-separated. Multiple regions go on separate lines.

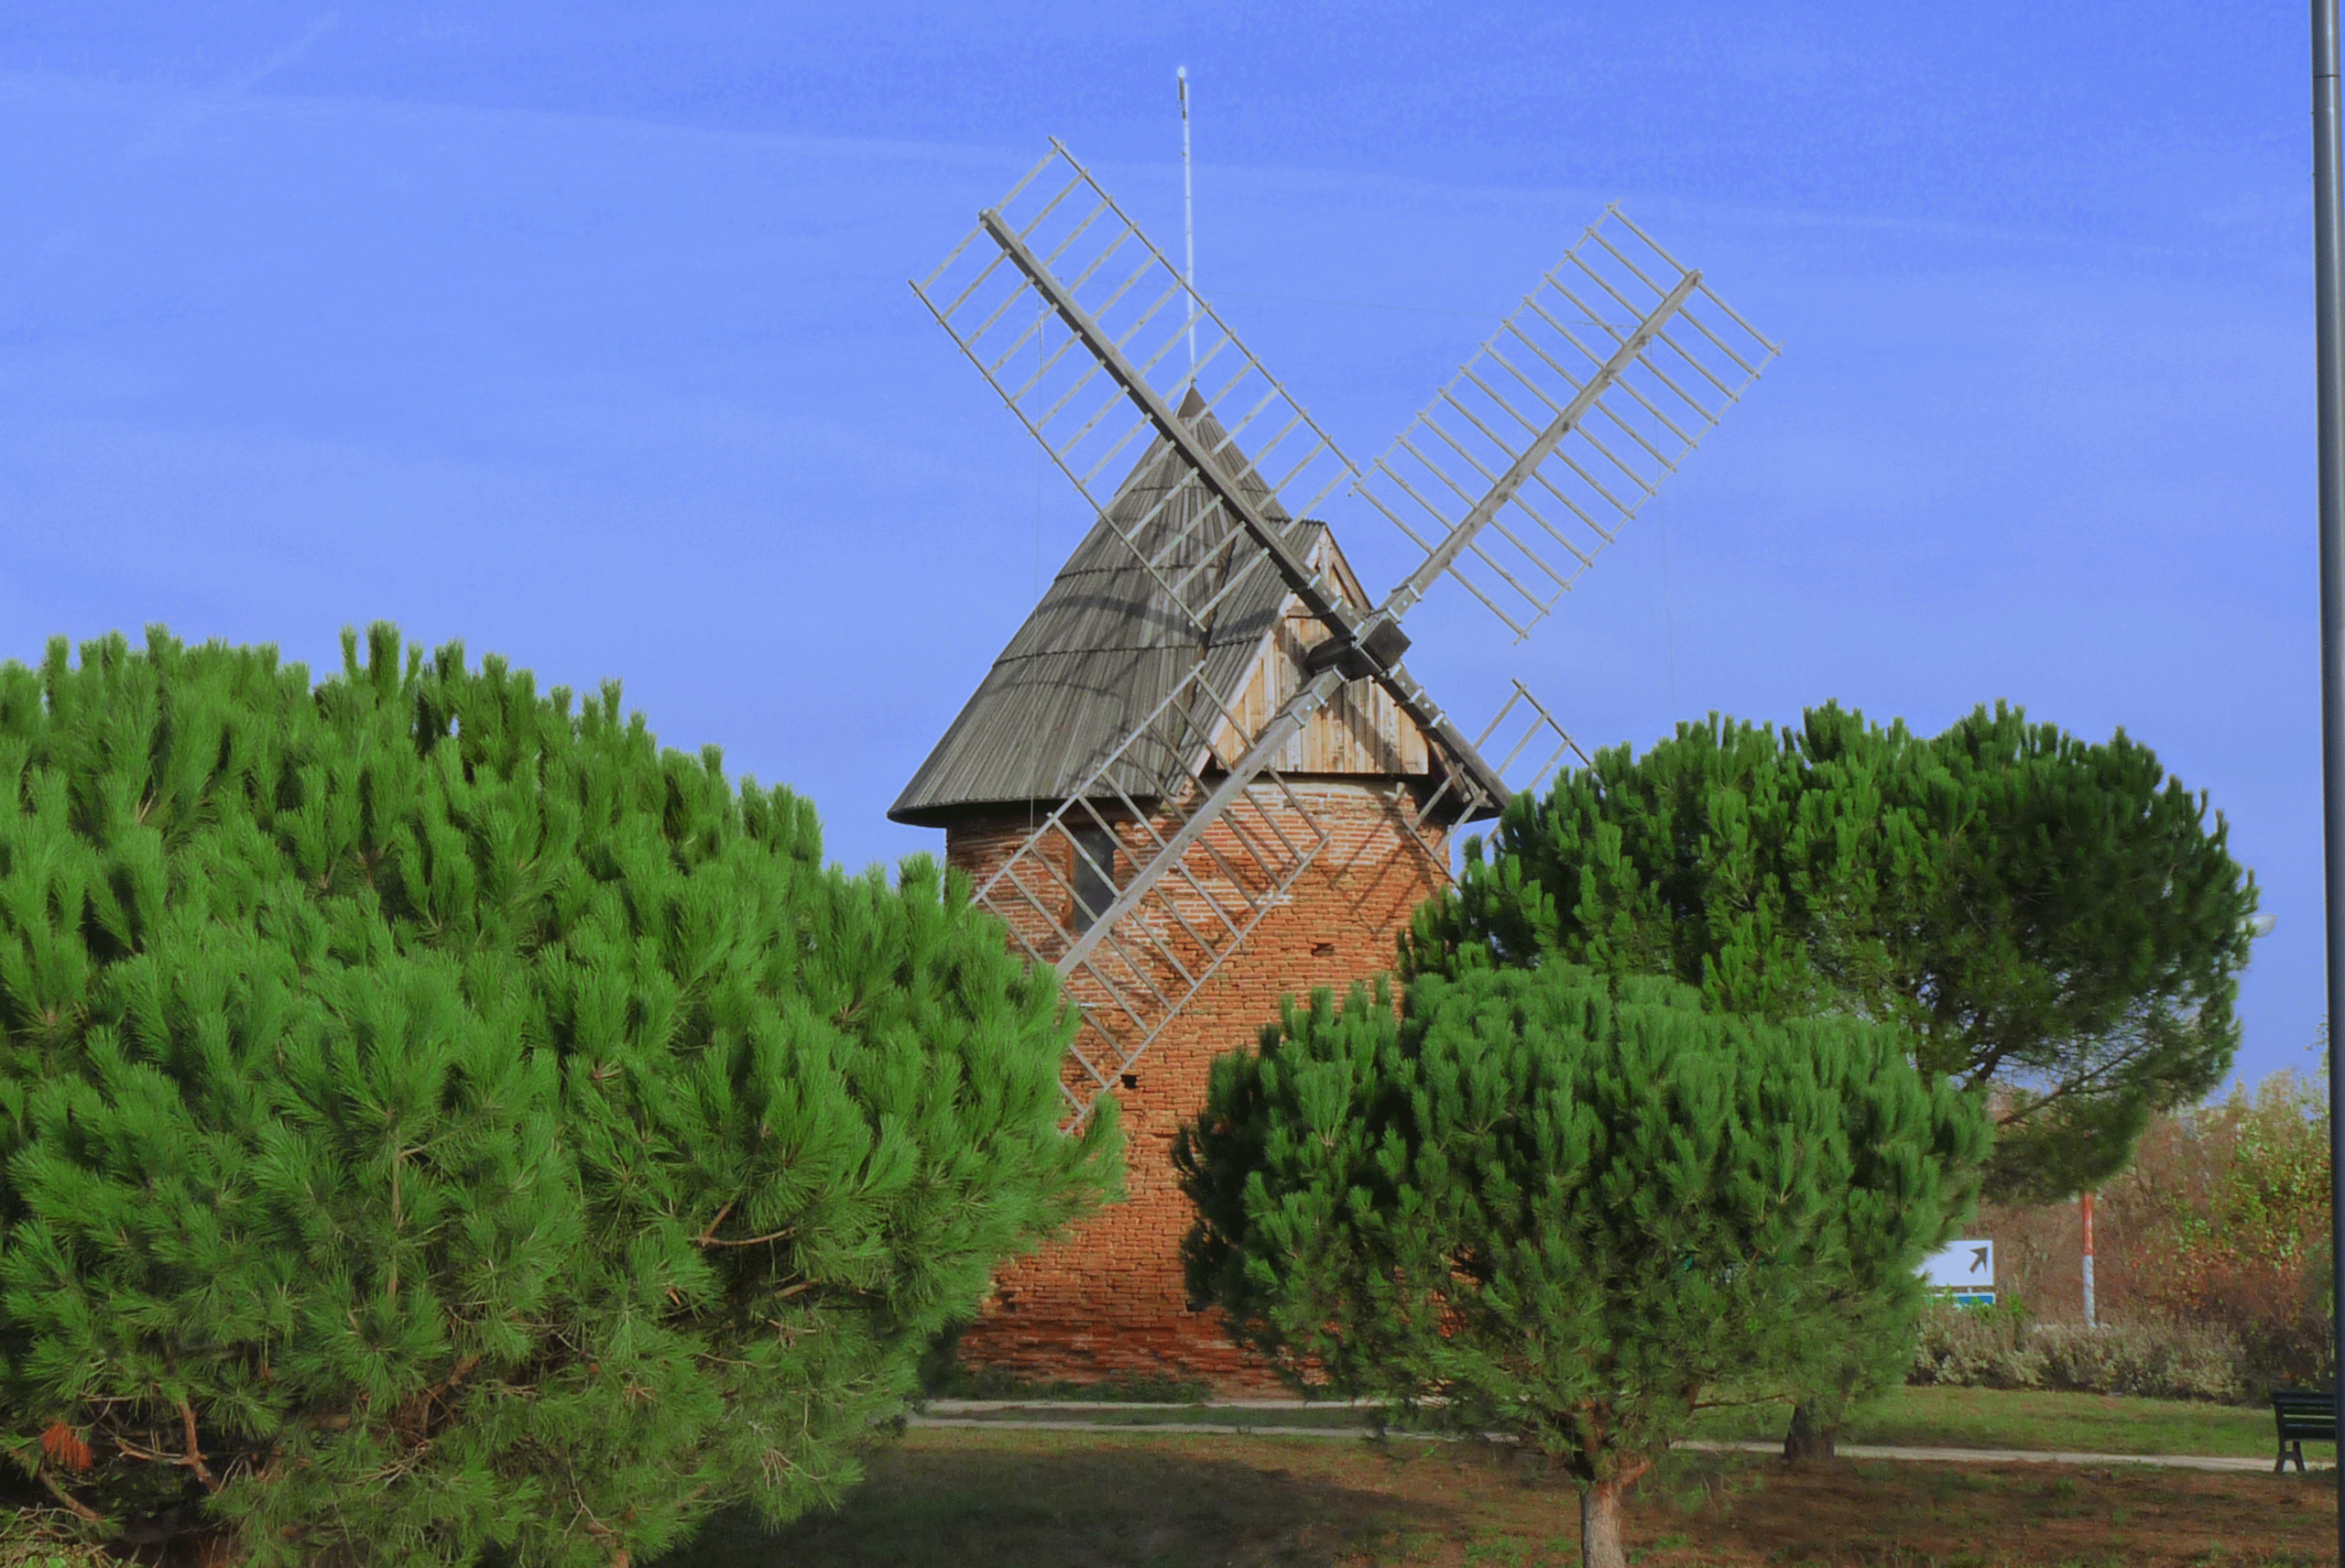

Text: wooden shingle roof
xmin=889 ymin=393 xmax=1502 ymax=827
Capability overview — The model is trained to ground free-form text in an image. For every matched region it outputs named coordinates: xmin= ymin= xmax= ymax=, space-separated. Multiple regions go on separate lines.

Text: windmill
xmin=899 ymin=141 xmax=1778 ymax=1142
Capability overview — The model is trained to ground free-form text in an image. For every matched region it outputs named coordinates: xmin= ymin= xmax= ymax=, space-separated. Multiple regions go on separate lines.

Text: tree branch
xmin=693 ymin=1199 xmax=736 ymax=1247
xmin=418 ymin=1355 xmax=483 ymax=1410
xmin=1991 ymin=1029 xmax=2171 ymax=1124
xmin=39 ymin=1472 xmax=101 ymax=1522
xmin=178 ymin=1399 xmax=216 ymax=1488
xmin=697 ymin=1226 xmax=793 ymax=1249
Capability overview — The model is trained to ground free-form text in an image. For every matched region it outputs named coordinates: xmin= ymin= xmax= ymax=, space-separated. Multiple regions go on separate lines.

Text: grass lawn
xmin=659 ymin=1426 xmax=2338 ymax=1567
xmin=929 ymin=1387 xmax=2292 ymax=1462
xmin=1688 ymin=1387 xmax=2283 ymax=1461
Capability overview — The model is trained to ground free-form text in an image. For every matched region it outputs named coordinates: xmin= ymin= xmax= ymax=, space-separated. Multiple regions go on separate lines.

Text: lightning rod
xmin=1179 ymin=66 xmax=1196 ymax=378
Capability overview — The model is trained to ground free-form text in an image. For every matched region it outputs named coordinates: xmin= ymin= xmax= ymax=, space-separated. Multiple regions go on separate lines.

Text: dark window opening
xmin=1069 ymin=822 xmax=1119 ymax=934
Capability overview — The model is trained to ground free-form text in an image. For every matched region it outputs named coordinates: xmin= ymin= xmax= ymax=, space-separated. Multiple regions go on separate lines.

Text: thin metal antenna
xmin=1179 ymin=66 xmax=1196 ymax=379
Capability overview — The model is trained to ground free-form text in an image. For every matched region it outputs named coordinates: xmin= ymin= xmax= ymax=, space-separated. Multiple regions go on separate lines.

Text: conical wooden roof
xmin=889 ymin=392 xmax=1500 ymax=827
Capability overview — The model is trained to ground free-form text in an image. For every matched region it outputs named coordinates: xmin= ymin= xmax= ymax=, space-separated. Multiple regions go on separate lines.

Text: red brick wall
xmin=942 ymin=780 xmax=1451 ymax=1393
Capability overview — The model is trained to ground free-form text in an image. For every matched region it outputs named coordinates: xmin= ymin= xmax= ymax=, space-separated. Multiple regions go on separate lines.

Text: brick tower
xmin=889 ymin=400 xmax=1500 ymax=1390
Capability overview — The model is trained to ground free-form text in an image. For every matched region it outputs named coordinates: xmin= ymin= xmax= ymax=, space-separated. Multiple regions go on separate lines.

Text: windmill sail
xmin=911 ymin=141 xmax=1355 ymax=640
xmin=1362 ymin=208 xmax=1779 ymax=639
xmin=1402 ymin=681 xmax=1590 ymax=856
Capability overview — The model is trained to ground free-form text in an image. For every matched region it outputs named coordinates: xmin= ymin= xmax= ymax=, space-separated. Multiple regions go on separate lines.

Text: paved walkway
xmin=1678 ymin=1439 xmax=2268 ymax=1474
xmin=908 ymin=1404 xmax=2279 ymax=1475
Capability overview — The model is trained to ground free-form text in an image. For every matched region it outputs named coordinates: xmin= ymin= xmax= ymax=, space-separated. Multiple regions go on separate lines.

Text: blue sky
xmin=0 ymin=4 xmax=2321 ymax=1085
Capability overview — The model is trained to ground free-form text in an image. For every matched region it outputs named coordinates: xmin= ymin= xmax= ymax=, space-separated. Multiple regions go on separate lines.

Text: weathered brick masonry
xmin=944 ymin=781 xmax=1449 ymax=1390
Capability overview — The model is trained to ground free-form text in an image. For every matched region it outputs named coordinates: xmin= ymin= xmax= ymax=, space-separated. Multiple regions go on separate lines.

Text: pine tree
xmin=0 ymin=626 xmax=1117 ymax=1565
xmin=1177 ymin=964 xmax=1982 ymax=1568
xmin=1403 ymin=701 xmax=2256 ymax=1204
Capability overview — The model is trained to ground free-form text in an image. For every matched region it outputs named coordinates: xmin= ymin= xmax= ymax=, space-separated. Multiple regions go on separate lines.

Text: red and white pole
xmin=2080 ymin=1190 xmax=2097 ymax=1328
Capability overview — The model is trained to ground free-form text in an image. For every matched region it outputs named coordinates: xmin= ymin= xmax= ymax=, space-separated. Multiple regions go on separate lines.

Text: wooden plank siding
xmin=1210 ymin=539 xmax=1431 ymax=779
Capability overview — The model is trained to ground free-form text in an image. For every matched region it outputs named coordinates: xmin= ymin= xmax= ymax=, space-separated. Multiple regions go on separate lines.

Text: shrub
xmin=1908 ymin=1300 xmax=2246 ymax=1403
xmin=1907 ymin=1299 xmax=2047 ymax=1390
xmin=0 ymin=627 xmax=1117 ymax=1566
xmin=2032 ymin=1319 xmax=2244 ymax=1402
xmin=1178 ymin=964 xmax=1981 ymax=1568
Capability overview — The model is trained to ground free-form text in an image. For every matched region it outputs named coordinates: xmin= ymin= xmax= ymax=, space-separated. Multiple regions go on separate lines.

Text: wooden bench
xmin=2271 ymin=1389 xmax=2335 ymax=1474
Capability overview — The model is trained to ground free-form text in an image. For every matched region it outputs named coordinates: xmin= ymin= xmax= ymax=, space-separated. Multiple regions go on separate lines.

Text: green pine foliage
xmin=1402 ymin=702 xmax=2255 ymax=1203
xmin=1176 ymin=963 xmax=1982 ymax=1568
xmin=0 ymin=626 xmax=1116 ymax=1565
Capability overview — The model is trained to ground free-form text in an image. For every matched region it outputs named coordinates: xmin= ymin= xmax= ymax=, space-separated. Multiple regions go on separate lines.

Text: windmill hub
xmin=1304 ymin=615 xmax=1411 ymax=681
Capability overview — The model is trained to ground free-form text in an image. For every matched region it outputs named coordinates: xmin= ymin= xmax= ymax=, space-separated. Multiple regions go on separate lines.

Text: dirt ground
xmin=667 ymin=1427 xmax=2341 ymax=1568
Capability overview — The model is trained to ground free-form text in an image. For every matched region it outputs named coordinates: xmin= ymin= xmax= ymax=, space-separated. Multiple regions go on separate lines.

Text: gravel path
xmin=906 ymin=1408 xmax=2281 ymax=1474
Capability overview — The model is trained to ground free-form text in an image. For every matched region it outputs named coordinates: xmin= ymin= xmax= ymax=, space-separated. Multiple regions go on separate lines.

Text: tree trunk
xmin=1783 ymin=1399 xmax=1838 ymax=1462
xmin=1579 ymin=1476 xmax=1630 ymax=1568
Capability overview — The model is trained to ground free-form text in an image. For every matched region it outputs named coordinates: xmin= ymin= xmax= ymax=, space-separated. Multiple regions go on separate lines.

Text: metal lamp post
xmin=2314 ymin=2 xmax=2345 ymax=1541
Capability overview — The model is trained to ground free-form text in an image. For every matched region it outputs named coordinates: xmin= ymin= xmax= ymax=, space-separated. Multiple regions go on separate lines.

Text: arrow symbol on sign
xmin=1970 ymin=1247 xmax=1989 ymax=1275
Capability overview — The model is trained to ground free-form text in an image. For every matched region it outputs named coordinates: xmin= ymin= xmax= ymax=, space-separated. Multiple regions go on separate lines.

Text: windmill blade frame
xmin=1028 ymin=207 xmax=1760 ymax=1000
xmin=911 ymin=143 xmax=1778 ymax=1127
xmin=911 ymin=141 xmax=1363 ymax=646
xmin=1402 ymin=680 xmax=1589 ymax=856
xmin=1361 ymin=206 xmax=1782 ymax=639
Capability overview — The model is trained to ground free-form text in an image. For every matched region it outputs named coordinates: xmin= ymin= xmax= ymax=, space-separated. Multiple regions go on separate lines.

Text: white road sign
xmin=1922 ymin=1239 xmax=1994 ymax=1290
